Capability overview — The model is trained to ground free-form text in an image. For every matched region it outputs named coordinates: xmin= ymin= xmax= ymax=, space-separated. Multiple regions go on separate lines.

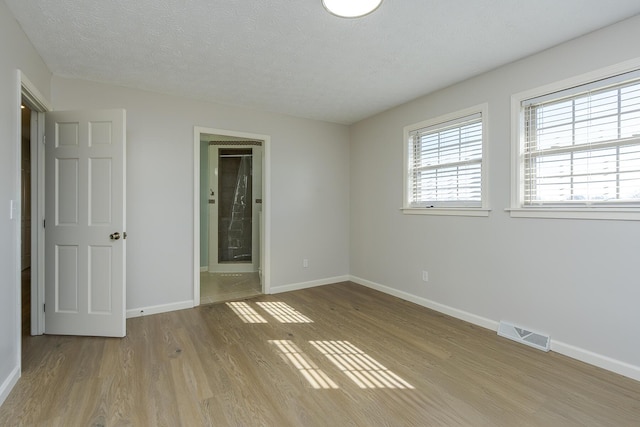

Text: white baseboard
xmin=200 ymin=266 xmax=207 ymax=272
xmin=349 ymin=275 xmax=640 ymax=383
xmin=551 ymin=340 xmax=640 ymax=382
xmin=269 ymin=275 xmax=350 ymax=294
xmin=349 ymin=275 xmax=498 ymax=331
xmin=0 ymin=365 xmax=20 ymax=407
xmin=127 ymin=300 xmax=194 ymax=319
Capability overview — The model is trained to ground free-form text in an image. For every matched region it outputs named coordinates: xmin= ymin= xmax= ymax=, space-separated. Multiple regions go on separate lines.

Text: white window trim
xmin=510 ymin=58 xmax=640 ymax=221
xmin=402 ymin=103 xmax=490 ymax=217
xmin=401 ymin=207 xmax=490 ymax=217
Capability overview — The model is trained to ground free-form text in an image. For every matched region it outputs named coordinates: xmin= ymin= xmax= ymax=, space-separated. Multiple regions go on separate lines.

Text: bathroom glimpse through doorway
xmin=195 ymin=129 xmax=268 ymax=305
xmin=218 ymin=148 xmax=253 ymax=264
xmin=207 ymin=142 xmax=261 ymax=274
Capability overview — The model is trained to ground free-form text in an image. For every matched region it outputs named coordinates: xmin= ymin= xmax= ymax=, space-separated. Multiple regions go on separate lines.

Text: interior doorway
xmin=217 ymin=148 xmax=253 ymax=265
xmin=193 ymin=128 xmax=270 ymax=305
xmin=19 ymin=71 xmax=50 ymax=339
xmin=207 ymin=143 xmax=262 ymax=273
xmin=20 ymin=102 xmax=32 ymax=337
xmin=19 ymin=75 xmax=128 ymax=338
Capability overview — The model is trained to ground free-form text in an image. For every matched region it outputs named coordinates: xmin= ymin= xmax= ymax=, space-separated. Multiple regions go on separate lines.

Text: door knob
xmin=110 ymin=232 xmax=121 ymax=240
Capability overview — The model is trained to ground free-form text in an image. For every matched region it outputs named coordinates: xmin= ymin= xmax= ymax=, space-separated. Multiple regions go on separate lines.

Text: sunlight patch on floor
xmin=269 ymin=340 xmax=339 ymax=389
xmin=226 ymin=301 xmax=267 ymax=323
xmin=309 ymin=340 xmax=414 ymax=389
xmin=256 ymin=302 xmax=313 ymax=323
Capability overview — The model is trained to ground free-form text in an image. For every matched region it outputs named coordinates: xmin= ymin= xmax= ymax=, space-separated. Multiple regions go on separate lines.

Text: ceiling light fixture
xmin=322 ymin=0 xmax=383 ymax=18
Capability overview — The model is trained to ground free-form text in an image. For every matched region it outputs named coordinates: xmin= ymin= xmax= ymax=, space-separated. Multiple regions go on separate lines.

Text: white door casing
xmin=45 ymin=109 xmax=126 ymax=337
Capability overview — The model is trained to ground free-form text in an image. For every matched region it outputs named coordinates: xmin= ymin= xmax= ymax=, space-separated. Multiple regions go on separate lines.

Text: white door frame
xmin=193 ymin=127 xmax=271 ymax=305
xmin=19 ymin=70 xmax=51 ymax=337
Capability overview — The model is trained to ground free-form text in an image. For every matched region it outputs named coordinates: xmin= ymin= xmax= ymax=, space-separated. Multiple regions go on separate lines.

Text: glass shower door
xmin=218 ymin=148 xmax=252 ymax=263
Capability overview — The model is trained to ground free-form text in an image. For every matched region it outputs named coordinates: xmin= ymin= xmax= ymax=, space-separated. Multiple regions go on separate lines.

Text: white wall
xmin=0 ymin=0 xmax=51 ymax=405
xmin=349 ymin=15 xmax=640 ymax=379
xmin=51 ymin=77 xmax=350 ymax=311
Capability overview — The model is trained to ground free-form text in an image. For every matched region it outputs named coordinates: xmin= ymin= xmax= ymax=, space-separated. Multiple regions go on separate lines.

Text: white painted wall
xmin=0 ymin=0 xmax=51 ymax=405
xmin=349 ymin=15 xmax=640 ymax=379
xmin=51 ymin=77 xmax=351 ymax=311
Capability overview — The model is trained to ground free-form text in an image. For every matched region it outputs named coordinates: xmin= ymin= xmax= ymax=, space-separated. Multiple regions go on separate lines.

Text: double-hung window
xmin=512 ymin=67 xmax=640 ymax=220
xmin=403 ymin=104 xmax=488 ymax=216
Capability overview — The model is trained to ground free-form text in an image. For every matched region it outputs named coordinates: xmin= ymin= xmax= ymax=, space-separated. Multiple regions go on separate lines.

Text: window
xmin=512 ymin=66 xmax=640 ymax=220
xmin=403 ymin=104 xmax=488 ymax=216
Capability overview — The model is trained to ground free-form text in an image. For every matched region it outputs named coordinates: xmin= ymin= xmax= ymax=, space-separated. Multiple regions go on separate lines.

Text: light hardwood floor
xmin=2 ymin=282 xmax=640 ymax=426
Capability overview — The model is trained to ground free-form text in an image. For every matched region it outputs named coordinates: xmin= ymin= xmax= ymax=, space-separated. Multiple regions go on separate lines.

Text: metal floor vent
xmin=498 ymin=321 xmax=550 ymax=352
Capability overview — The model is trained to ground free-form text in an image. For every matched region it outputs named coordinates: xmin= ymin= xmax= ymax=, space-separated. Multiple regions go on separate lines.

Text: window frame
xmin=402 ymin=103 xmax=490 ymax=217
xmin=510 ymin=59 xmax=640 ymax=221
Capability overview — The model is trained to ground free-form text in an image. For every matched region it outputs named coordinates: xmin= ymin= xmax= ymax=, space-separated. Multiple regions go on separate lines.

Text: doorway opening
xmin=193 ymin=128 xmax=270 ymax=306
xmin=19 ymin=71 xmax=49 ymax=338
xmin=207 ymin=143 xmax=262 ymax=272
xmin=20 ymin=102 xmax=32 ymax=338
xmin=217 ymin=148 xmax=253 ymax=265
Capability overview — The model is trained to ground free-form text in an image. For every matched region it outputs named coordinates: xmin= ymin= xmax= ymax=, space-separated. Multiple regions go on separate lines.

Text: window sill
xmin=506 ymin=207 xmax=640 ymax=221
xmin=401 ymin=208 xmax=490 ymax=217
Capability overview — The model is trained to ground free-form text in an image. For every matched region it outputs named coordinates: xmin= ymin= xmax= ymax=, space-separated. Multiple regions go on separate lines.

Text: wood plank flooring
xmin=2 ymin=281 xmax=640 ymax=426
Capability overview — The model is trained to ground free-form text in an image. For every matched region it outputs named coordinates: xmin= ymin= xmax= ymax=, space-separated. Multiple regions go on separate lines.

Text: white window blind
xmin=407 ymin=112 xmax=483 ymax=208
xmin=522 ymin=70 xmax=640 ymax=206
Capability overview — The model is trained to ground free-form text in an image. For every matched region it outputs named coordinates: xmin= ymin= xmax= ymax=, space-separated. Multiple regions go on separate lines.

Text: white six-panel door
xmin=45 ymin=109 xmax=126 ymax=337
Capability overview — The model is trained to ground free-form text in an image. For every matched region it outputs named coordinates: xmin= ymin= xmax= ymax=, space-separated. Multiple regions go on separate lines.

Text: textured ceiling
xmin=5 ymin=0 xmax=640 ymax=124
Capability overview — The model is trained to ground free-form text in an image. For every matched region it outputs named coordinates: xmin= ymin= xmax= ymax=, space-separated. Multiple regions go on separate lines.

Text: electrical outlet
xmin=303 ymin=259 xmax=309 ymax=268
xmin=422 ymin=271 xmax=429 ymax=282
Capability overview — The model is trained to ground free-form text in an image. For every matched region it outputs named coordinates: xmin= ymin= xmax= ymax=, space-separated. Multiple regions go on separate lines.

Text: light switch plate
xmin=9 ymin=200 xmax=16 ymax=220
